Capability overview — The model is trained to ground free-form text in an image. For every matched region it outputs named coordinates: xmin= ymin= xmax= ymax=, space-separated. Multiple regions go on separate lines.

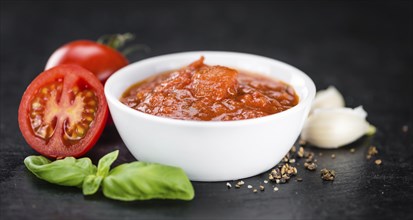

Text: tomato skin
xmin=45 ymin=40 xmax=128 ymax=84
xmin=18 ymin=65 xmax=108 ymax=158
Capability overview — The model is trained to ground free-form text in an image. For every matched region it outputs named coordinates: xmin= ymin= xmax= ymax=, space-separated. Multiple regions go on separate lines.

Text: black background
xmin=1 ymin=1 xmax=412 ymax=219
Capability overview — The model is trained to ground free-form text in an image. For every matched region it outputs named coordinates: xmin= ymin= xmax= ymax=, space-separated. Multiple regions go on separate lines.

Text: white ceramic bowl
xmin=104 ymin=51 xmax=315 ymax=181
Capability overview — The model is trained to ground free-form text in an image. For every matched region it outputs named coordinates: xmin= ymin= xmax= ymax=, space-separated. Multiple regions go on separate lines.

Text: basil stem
xmin=82 ymin=150 xmax=119 ymax=195
xmin=103 ymin=162 xmax=195 ymax=201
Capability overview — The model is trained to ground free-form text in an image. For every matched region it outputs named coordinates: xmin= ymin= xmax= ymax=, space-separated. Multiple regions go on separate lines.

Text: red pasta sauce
xmin=121 ymin=57 xmax=299 ymax=121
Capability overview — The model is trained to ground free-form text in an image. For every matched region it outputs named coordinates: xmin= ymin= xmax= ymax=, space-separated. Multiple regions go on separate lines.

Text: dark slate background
xmin=1 ymin=1 xmax=412 ymax=219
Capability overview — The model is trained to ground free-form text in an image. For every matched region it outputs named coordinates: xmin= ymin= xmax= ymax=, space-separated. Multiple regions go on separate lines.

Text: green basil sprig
xmin=24 ymin=150 xmax=194 ymax=201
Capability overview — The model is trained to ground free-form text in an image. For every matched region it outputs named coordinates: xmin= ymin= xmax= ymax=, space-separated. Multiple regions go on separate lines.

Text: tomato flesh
xmin=19 ymin=65 xmax=108 ymax=158
xmin=29 ymin=80 xmax=63 ymax=141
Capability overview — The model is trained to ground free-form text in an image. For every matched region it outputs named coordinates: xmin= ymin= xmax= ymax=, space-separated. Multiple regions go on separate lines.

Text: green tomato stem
xmin=97 ymin=33 xmax=135 ymax=50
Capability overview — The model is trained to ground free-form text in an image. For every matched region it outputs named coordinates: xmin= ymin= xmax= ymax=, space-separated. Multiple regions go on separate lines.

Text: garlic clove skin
xmin=311 ymin=86 xmax=345 ymax=113
xmin=301 ymin=106 xmax=371 ymax=149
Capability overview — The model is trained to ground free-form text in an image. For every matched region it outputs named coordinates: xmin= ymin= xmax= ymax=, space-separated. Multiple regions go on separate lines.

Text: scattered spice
xmin=282 ymin=153 xmax=290 ymax=163
xmin=282 ymin=163 xmax=298 ymax=176
xmin=227 ymin=140 xmax=382 ymax=195
xmin=226 ymin=182 xmax=232 ymax=189
xmin=269 ymin=168 xmax=281 ymax=180
xmin=305 ymin=158 xmax=314 ymax=164
xmin=234 ymin=180 xmax=244 ymax=188
xmin=320 ymin=168 xmax=336 ymax=181
xmin=305 ymin=151 xmax=314 ymax=159
xmin=297 ymin=147 xmax=305 ymax=158
xmin=235 ymin=181 xmax=244 ymax=188
xmin=366 ymin=146 xmax=378 ymax=159
xmin=267 ymin=145 xmax=317 ymax=185
xmin=304 ymin=162 xmax=317 ymax=171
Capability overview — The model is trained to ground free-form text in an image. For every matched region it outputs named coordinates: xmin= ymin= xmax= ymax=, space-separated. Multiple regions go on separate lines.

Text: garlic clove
xmin=301 ymin=106 xmax=371 ymax=149
xmin=311 ymin=86 xmax=345 ymax=113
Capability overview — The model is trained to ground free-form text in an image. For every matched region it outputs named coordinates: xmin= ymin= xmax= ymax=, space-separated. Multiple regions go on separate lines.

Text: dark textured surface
xmin=1 ymin=1 xmax=412 ymax=219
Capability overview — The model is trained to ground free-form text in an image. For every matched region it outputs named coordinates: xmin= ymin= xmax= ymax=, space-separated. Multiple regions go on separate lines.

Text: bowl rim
xmin=104 ymin=51 xmax=316 ymax=127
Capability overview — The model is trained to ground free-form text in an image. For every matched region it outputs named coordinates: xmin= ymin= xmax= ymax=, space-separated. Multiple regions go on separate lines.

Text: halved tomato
xmin=18 ymin=65 xmax=108 ymax=158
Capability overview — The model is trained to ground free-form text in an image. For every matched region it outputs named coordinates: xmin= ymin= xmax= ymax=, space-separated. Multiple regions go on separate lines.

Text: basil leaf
xmin=96 ymin=150 xmax=119 ymax=177
xmin=24 ymin=155 xmax=96 ymax=187
xmin=82 ymin=150 xmax=118 ymax=195
xmin=102 ymin=162 xmax=195 ymax=201
xmin=82 ymin=175 xmax=103 ymax=195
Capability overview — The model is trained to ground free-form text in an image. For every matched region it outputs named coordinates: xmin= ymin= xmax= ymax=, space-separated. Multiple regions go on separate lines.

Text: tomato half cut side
xmin=18 ymin=65 xmax=108 ymax=158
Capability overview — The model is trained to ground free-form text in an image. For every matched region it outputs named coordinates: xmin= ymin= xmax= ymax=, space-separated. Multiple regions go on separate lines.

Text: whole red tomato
xmin=45 ymin=39 xmax=128 ymax=84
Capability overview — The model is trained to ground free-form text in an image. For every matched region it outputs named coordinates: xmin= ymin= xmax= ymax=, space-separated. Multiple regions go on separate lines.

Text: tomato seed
xmin=88 ymin=100 xmax=96 ymax=106
xmin=85 ymin=91 xmax=93 ymax=98
xmin=41 ymin=87 xmax=49 ymax=94
xmin=31 ymin=101 xmax=40 ymax=108
xmin=85 ymin=108 xmax=95 ymax=113
xmin=72 ymin=86 xmax=79 ymax=95
xmin=76 ymin=126 xmax=85 ymax=136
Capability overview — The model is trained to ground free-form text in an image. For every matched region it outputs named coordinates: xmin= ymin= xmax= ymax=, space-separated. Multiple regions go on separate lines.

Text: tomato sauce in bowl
xmin=105 ymin=51 xmax=316 ymax=181
xmin=120 ymin=57 xmax=299 ymax=121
